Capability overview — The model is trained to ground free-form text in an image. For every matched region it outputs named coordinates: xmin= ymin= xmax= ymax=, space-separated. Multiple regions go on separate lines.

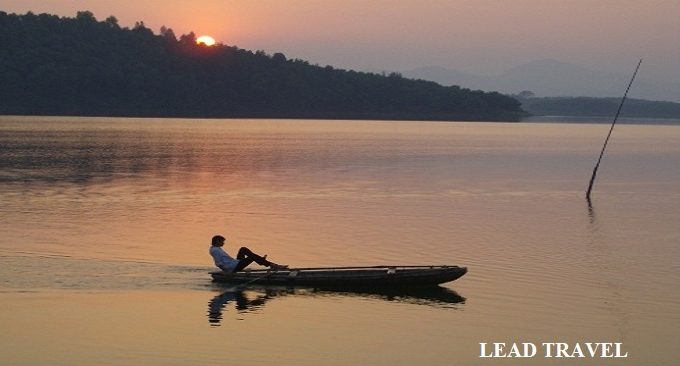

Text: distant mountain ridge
xmin=404 ymin=59 xmax=680 ymax=103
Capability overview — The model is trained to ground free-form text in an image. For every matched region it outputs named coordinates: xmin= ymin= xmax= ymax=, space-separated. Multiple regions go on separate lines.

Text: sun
xmin=196 ymin=35 xmax=216 ymax=46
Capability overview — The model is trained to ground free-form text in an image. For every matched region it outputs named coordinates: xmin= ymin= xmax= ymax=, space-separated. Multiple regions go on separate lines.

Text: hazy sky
xmin=2 ymin=0 xmax=678 ymax=83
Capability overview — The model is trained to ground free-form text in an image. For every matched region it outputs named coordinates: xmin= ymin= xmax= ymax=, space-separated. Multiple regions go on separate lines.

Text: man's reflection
xmin=207 ymin=290 xmax=268 ymax=326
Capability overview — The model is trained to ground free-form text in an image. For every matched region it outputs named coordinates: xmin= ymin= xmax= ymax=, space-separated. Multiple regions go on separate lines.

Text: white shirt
xmin=210 ymin=246 xmax=239 ymax=271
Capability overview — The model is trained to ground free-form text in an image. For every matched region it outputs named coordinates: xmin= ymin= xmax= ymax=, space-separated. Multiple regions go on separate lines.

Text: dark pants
xmin=232 ymin=247 xmax=271 ymax=273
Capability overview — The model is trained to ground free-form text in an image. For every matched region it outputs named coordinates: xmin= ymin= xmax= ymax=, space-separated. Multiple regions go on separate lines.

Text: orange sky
xmin=2 ymin=0 xmax=678 ymax=83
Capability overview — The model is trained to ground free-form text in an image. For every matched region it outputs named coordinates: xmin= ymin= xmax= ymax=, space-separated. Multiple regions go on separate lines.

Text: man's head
xmin=211 ymin=235 xmax=226 ymax=247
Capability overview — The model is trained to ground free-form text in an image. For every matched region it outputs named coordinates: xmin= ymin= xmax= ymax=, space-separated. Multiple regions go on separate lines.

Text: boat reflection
xmin=207 ymin=285 xmax=465 ymax=326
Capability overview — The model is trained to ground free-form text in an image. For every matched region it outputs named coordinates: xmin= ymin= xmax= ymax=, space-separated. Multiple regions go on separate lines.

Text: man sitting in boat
xmin=210 ymin=234 xmax=287 ymax=273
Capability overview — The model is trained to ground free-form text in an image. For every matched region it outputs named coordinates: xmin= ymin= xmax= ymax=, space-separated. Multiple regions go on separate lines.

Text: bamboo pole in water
xmin=586 ymin=59 xmax=643 ymax=205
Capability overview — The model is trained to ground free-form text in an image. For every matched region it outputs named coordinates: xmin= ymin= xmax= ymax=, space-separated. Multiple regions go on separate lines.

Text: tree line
xmin=516 ymin=93 xmax=680 ymax=120
xmin=0 ymin=11 xmax=525 ymax=121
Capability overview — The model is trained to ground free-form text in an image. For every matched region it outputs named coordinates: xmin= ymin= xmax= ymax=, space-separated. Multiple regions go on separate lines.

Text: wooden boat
xmin=210 ymin=265 xmax=467 ymax=288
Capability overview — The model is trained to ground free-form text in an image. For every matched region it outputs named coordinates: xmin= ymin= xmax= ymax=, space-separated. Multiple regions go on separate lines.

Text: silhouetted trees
xmin=0 ymin=11 xmax=525 ymax=121
xmin=515 ymin=94 xmax=680 ymax=119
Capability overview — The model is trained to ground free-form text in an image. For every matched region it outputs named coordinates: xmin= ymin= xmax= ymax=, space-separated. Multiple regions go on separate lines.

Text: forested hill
xmin=0 ymin=11 xmax=524 ymax=121
xmin=519 ymin=96 xmax=680 ymax=120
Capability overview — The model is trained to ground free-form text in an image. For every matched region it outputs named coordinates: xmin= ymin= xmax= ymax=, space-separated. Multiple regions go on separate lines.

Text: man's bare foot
xmin=269 ymin=263 xmax=289 ymax=270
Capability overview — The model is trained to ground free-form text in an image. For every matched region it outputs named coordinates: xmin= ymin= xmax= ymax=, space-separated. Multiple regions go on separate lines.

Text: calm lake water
xmin=1 ymin=116 xmax=679 ymax=365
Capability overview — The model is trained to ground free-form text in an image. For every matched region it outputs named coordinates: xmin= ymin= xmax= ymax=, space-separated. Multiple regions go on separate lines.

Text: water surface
xmin=1 ymin=116 xmax=679 ymax=365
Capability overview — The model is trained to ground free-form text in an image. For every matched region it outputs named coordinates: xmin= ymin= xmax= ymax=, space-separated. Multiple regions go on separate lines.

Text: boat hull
xmin=210 ymin=265 xmax=467 ymax=288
